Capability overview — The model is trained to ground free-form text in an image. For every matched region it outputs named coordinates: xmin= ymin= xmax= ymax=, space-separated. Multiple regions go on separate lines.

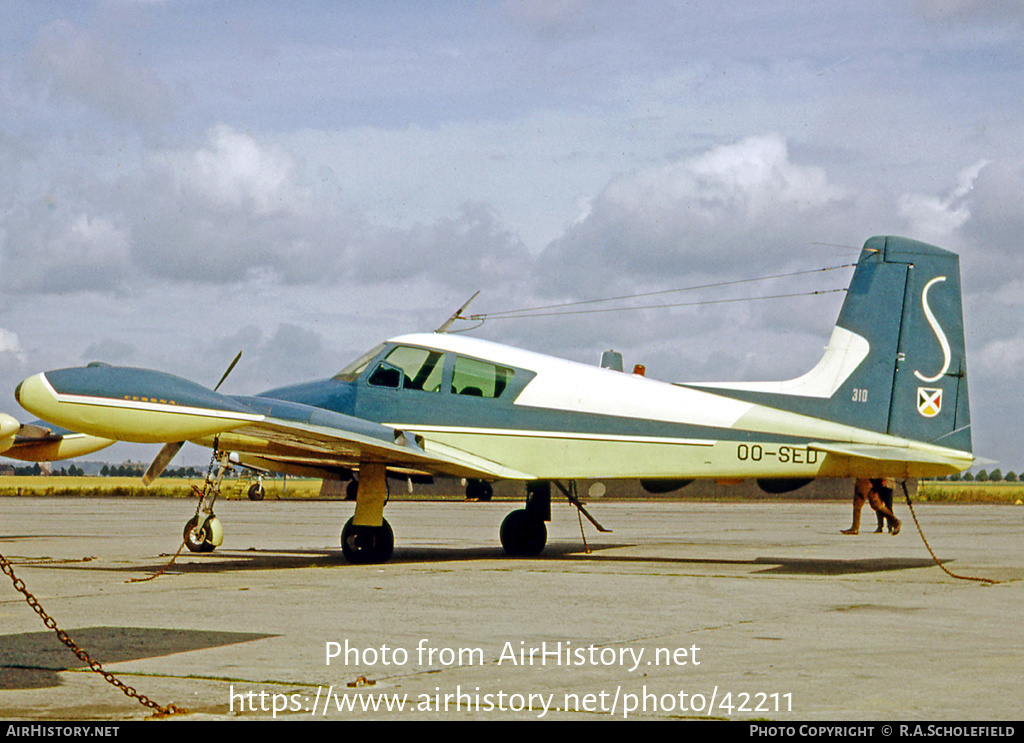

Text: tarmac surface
xmin=0 ymin=495 xmax=1021 ymax=721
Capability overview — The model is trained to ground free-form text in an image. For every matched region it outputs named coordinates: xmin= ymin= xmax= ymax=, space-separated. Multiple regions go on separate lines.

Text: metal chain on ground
xmin=127 ymin=538 xmax=188 ymax=584
xmin=129 ymin=481 xmax=209 ymax=584
xmin=901 ymin=481 xmax=999 ymax=585
xmin=0 ymin=551 xmax=188 ymax=717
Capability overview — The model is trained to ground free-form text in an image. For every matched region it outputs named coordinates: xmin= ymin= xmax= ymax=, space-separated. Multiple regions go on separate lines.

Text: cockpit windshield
xmin=332 ymin=343 xmax=386 ymax=382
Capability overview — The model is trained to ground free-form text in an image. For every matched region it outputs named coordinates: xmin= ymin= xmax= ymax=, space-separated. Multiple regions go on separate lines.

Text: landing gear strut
xmin=499 ymin=480 xmax=611 ymax=557
xmin=183 ymin=448 xmax=230 ymax=553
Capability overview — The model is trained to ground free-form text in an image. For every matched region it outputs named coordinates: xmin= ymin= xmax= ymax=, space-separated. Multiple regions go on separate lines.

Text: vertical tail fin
xmin=818 ymin=235 xmax=970 ymax=450
xmin=699 ymin=236 xmax=971 ymax=453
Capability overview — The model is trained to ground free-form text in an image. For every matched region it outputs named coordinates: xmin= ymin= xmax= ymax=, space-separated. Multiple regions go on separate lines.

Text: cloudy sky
xmin=1 ymin=1 xmax=1022 ymax=470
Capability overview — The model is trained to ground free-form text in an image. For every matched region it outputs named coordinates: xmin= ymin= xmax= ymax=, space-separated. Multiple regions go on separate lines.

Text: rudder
xmin=878 ymin=237 xmax=970 ymax=452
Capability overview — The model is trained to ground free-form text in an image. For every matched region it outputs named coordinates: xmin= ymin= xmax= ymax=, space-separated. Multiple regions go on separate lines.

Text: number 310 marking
xmin=852 ymin=388 xmax=868 ymax=402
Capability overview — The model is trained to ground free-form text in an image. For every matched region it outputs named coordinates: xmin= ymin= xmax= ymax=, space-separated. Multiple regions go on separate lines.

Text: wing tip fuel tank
xmin=0 ymin=412 xmax=19 ymax=440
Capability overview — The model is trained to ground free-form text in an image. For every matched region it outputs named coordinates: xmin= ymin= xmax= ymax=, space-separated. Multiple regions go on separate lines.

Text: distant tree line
xmin=100 ymin=463 xmax=145 ymax=477
xmin=3 ymin=463 xmax=205 ymax=477
xmin=933 ymin=469 xmax=1017 ymax=482
xmin=5 ymin=463 xmax=85 ymax=475
xmin=99 ymin=464 xmax=203 ymax=478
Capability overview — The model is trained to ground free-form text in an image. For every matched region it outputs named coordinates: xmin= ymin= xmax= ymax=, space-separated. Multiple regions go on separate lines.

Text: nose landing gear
xmin=183 ymin=448 xmax=230 ymax=553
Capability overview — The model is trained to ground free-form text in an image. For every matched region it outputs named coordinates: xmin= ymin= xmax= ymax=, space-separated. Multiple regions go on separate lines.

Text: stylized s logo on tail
xmin=914 ymin=276 xmax=951 ymax=383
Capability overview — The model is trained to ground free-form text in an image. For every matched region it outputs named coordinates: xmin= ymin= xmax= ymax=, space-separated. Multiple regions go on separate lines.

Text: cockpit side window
xmin=451 ymin=356 xmax=514 ymax=398
xmin=368 ymin=346 xmax=447 ymax=392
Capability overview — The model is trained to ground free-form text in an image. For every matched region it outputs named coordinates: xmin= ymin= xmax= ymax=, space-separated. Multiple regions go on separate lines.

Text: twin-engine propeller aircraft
xmin=14 ymin=236 xmax=973 ymax=563
xmin=1 ymin=412 xmax=114 ymax=463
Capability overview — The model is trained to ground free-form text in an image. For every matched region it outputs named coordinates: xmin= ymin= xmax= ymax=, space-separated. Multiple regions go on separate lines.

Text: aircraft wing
xmin=219 ymin=396 xmax=536 ymax=480
xmin=13 ymin=369 xmax=532 ymax=481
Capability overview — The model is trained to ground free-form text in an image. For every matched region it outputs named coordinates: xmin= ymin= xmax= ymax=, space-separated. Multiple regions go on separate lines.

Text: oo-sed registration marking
xmin=736 ymin=444 xmax=820 ymax=464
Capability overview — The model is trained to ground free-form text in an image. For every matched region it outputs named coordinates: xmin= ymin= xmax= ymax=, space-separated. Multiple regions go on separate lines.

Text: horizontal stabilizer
xmin=808 ymin=441 xmax=973 ymax=468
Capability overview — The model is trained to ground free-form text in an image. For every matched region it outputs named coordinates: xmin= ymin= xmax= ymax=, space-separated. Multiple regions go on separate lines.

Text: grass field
xmin=0 ymin=476 xmax=324 ymax=499
xmin=914 ymin=481 xmax=1024 ymax=503
xmin=1 ymin=476 xmax=1023 ymax=503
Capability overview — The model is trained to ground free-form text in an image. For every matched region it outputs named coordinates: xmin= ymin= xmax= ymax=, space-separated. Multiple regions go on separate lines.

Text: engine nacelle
xmin=756 ymin=478 xmax=813 ymax=494
xmin=639 ymin=478 xmax=694 ymax=494
xmin=15 ymin=366 xmax=262 ymax=444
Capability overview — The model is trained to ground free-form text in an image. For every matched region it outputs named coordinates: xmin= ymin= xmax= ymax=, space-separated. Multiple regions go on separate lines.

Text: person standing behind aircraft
xmin=874 ymin=478 xmax=897 ymax=533
xmin=841 ymin=478 xmax=900 ymax=536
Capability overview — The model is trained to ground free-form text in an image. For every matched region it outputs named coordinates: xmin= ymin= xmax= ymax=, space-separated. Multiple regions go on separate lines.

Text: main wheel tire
xmin=184 ymin=515 xmax=217 ymax=553
xmin=247 ymin=482 xmax=266 ymax=501
xmin=500 ymin=509 xmax=547 ymax=557
xmin=340 ymin=517 xmax=394 ymax=564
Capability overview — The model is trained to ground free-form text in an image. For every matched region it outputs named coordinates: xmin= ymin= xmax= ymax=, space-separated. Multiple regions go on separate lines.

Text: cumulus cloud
xmin=1 ymin=122 xmax=533 ymax=293
xmin=0 ymin=204 xmax=133 ymax=293
xmin=604 ymin=134 xmax=844 ymax=219
xmin=960 ymin=160 xmax=1024 ymax=248
xmin=538 ymin=134 xmax=851 ymax=295
xmin=898 ymin=160 xmax=989 ymax=245
xmin=196 ymin=323 xmax=339 ymax=392
xmin=351 ymin=201 xmax=532 ymax=290
xmin=0 ymin=329 xmax=26 ymax=365
xmin=975 ymin=336 xmax=1024 ymax=375
xmin=155 ymin=125 xmax=313 ymax=216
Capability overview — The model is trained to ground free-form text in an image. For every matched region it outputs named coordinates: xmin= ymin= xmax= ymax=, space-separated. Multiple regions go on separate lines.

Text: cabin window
xmin=368 ymin=346 xmax=446 ymax=392
xmin=452 ymin=357 xmax=514 ymax=398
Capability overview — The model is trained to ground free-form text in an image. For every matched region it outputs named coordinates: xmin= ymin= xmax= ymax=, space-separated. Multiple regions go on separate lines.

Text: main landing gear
xmin=499 ymin=480 xmax=611 ymax=557
xmin=247 ymin=477 xmax=265 ymax=501
xmin=500 ymin=481 xmax=550 ymax=556
xmin=340 ymin=463 xmax=393 ymax=564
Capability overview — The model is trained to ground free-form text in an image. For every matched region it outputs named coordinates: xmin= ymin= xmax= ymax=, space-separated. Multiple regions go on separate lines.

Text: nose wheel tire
xmin=184 ymin=515 xmax=222 ymax=553
xmin=341 ymin=517 xmax=394 ymax=564
xmin=500 ymin=509 xmax=547 ymax=556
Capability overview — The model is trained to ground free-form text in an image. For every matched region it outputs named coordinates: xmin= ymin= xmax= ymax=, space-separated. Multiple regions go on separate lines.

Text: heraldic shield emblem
xmin=917 ymin=387 xmax=942 ymax=418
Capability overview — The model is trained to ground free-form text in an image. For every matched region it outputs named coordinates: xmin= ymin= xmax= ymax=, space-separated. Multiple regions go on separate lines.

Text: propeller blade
xmin=143 ymin=441 xmax=184 ymax=485
xmin=214 ymin=351 xmax=243 ymax=392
